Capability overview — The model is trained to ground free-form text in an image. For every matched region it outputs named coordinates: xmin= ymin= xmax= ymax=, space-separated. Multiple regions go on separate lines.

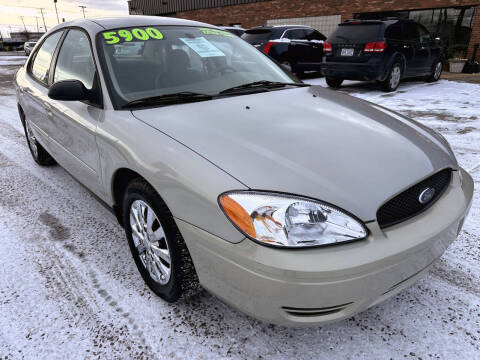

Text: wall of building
xmin=174 ymin=0 xmax=480 ymax=59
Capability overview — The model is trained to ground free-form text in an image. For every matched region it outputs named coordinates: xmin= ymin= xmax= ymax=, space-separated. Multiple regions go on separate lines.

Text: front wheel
xmin=24 ymin=119 xmax=56 ymax=166
xmin=325 ymin=77 xmax=343 ymax=88
xmin=426 ymin=61 xmax=442 ymax=82
xmin=122 ymin=179 xmax=200 ymax=302
xmin=381 ymin=63 xmax=402 ymax=92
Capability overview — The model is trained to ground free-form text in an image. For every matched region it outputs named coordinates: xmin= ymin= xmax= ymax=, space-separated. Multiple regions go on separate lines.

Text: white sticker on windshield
xmin=179 ymin=37 xmax=225 ymax=58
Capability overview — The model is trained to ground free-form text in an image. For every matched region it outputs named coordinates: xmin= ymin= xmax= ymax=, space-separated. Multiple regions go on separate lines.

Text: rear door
xmin=303 ymin=29 xmax=325 ymax=63
xmin=283 ymin=28 xmax=311 ymax=64
xmin=48 ymin=28 xmax=103 ymax=193
xmin=327 ymin=22 xmax=382 ymax=63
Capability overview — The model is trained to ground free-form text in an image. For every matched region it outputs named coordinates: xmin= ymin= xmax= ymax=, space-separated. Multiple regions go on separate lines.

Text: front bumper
xmin=178 ymin=168 xmax=473 ymax=326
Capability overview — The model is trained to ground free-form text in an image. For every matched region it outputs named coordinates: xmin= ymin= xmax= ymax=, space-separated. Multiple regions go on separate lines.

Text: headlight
xmin=219 ymin=191 xmax=367 ymax=248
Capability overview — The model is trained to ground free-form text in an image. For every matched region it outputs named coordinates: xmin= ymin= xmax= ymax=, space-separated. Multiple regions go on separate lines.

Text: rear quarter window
xmin=241 ymin=30 xmax=272 ymax=44
xmin=385 ymin=23 xmax=403 ymax=40
xmin=329 ymin=24 xmax=382 ymax=43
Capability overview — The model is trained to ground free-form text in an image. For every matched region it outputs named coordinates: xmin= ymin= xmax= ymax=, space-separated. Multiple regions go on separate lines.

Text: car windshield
xmin=329 ymin=24 xmax=382 ymax=43
xmin=97 ymin=25 xmax=297 ymax=108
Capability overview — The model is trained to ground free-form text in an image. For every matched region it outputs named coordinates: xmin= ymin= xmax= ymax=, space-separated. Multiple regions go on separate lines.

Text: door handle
xmin=403 ymin=45 xmax=410 ymax=49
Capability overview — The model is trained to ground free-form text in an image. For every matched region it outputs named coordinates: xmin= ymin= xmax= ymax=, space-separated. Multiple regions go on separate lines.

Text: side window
xmin=403 ymin=22 xmax=419 ymax=42
xmin=385 ymin=23 xmax=402 ymax=40
xmin=54 ymin=29 xmax=96 ymax=89
xmin=417 ymin=25 xmax=431 ymax=43
xmin=306 ymin=29 xmax=326 ymax=41
xmin=30 ymin=31 xmax=63 ymax=84
xmin=284 ymin=29 xmax=307 ymax=40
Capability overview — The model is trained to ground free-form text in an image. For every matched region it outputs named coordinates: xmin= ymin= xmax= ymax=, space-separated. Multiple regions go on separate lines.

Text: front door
xmin=401 ymin=22 xmax=419 ymax=76
xmin=48 ymin=28 xmax=103 ymax=194
xmin=416 ymin=24 xmax=433 ymax=73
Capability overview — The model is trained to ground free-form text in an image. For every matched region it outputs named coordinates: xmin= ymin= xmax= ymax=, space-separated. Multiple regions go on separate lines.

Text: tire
xmin=122 ymin=178 xmax=200 ymax=302
xmin=426 ymin=60 xmax=442 ymax=82
xmin=23 ymin=118 xmax=56 ymax=166
xmin=381 ymin=62 xmax=402 ymax=92
xmin=325 ymin=77 xmax=343 ymax=88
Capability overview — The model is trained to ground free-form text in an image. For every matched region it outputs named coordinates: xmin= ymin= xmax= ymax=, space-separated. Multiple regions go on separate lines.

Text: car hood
xmin=132 ymin=86 xmax=457 ymax=221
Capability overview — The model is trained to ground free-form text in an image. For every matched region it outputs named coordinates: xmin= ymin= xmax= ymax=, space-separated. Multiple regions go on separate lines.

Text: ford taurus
xmin=14 ymin=16 xmax=473 ymax=326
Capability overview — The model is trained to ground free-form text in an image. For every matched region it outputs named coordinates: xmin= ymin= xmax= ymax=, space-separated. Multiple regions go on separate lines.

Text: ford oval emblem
xmin=418 ymin=187 xmax=436 ymax=204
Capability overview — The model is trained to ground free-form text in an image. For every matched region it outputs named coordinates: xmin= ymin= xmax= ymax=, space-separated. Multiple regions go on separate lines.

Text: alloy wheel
xmin=434 ymin=62 xmax=442 ymax=80
xmin=390 ymin=65 xmax=401 ymax=89
xmin=129 ymin=200 xmax=171 ymax=285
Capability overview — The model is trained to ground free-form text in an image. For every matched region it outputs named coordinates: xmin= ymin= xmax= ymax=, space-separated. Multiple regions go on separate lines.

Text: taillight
xmin=323 ymin=41 xmax=332 ymax=54
xmin=263 ymin=41 xmax=278 ymax=54
xmin=364 ymin=41 xmax=387 ymax=53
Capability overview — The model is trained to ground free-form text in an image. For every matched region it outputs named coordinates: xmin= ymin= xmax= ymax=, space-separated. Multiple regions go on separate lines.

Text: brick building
xmin=128 ymin=0 xmax=479 ymax=60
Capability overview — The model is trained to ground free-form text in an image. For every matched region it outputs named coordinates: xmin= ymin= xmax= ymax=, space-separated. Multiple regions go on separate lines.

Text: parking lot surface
xmin=0 ymin=56 xmax=479 ymax=359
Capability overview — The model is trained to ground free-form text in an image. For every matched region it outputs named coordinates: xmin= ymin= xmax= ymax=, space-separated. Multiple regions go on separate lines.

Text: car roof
xmin=341 ymin=18 xmax=417 ymax=26
xmin=246 ymin=24 xmax=312 ymax=31
xmin=49 ymin=16 xmax=215 ymax=33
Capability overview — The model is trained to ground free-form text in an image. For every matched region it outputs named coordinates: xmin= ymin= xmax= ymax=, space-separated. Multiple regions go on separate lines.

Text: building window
xmin=355 ymin=6 xmax=476 ymax=58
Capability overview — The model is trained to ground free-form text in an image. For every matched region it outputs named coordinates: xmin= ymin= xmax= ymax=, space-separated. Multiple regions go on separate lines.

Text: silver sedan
xmin=14 ymin=16 xmax=473 ymax=326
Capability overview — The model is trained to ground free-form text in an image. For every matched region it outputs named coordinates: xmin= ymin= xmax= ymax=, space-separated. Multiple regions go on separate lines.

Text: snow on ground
xmin=0 ymin=56 xmax=27 ymax=66
xmin=0 ymin=57 xmax=479 ymax=359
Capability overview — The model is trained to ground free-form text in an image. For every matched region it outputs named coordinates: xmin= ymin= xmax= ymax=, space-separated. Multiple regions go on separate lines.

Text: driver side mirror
xmin=48 ymin=80 xmax=90 ymax=101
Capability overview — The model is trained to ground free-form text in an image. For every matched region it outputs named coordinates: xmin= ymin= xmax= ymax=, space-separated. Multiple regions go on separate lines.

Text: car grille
xmin=377 ymin=168 xmax=452 ymax=229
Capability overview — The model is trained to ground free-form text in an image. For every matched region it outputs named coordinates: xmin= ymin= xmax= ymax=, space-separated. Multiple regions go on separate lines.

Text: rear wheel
xmin=381 ymin=62 xmax=402 ymax=92
xmin=426 ymin=60 xmax=442 ymax=82
xmin=325 ymin=77 xmax=343 ymax=88
xmin=24 ymin=118 xmax=56 ymax=166
xmin=122 ymin=179 xmax=200 ymax=302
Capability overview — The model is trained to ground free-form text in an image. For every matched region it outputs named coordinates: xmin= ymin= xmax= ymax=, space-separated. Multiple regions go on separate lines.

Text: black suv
xmin=322 ymin=19 xmax=445 ymax=91
xmin=242 ymin=25 xmax=326 ymax=75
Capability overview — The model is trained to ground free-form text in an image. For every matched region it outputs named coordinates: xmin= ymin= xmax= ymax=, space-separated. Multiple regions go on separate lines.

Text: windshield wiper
xmin=219 ymin=80 xmax=310 ymax=95
xmin=122 ymin=92 xmax=213 ymax=109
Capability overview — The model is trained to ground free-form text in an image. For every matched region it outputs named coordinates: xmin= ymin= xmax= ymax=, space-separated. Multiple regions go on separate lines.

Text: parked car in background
xmin=218 ymin=26 xmax=245 ymax=37
xmin=24 ymin=41 xmax=37 ymax=56
xmin=242 ymin=25 xmax=325 ymax=75
xmin=322 ymin=19 xmax=445 ymax=91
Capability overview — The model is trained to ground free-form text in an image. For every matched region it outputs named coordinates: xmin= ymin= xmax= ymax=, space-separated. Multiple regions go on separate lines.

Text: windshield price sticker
xmin=180 ymin=37 xmax=225 ymax=58
xmin=103 ymin=27 xmax=164 ymax=44
xmin=199 ymin=28 xmax=234 ymax=37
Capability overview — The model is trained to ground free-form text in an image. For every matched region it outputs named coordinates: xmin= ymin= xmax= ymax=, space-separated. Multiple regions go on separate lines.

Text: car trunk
xmin=327 ymin=22 xmax=383 ymax=63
